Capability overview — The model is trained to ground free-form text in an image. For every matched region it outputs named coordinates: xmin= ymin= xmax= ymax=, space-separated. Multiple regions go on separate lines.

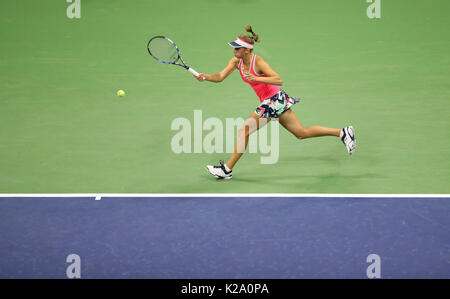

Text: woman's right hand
xmin=195 ymin=73 xmax=207 ymax=82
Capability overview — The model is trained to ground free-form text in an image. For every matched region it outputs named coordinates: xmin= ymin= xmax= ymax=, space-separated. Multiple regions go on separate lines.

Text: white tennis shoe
xmin=205 ymin=160 xmax=232 ymax=179
xmin=340 ymin=126 xmax=356 ymax=154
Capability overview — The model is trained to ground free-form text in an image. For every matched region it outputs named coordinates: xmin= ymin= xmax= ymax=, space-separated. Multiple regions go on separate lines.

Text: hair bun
xmin=244 ymin=24 xmax=259 ymax=42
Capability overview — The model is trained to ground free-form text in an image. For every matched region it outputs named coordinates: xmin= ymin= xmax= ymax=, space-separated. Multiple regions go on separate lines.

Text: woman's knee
xmin=295 ymin=128 xmax=309 ymax=139
xmin=238 ymin=125 xmax=251 ymax=138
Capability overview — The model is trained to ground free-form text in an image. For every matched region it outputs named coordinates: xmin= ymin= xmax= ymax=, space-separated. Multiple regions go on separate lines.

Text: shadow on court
xmin=228 ymin=172 xmax=384 ymax=184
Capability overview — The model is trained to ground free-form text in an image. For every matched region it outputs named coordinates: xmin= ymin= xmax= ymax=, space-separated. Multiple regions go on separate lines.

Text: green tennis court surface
xmin=0 ymin=0 xmax=449 ymax=193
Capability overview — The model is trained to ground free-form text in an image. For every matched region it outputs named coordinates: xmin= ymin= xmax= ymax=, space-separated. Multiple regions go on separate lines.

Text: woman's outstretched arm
xmin=195 ymin=57 xmax=239 ymax=82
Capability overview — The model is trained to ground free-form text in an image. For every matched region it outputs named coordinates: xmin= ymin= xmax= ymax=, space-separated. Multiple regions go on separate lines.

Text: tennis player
xmin=196 ymin=25 xmax=356 ymax=179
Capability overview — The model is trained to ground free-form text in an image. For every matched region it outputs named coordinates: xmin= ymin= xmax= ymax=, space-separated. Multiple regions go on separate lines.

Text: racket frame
xmin=147 ymin=36 xmax=199 ymax=77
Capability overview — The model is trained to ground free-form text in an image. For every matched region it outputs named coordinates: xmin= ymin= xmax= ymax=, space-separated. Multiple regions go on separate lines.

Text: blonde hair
xmin=238 ymin=24 xmax=260 ymax=45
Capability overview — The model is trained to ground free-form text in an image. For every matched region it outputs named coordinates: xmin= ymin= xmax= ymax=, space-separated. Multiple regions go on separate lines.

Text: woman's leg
xmin=226 ymin=113 xmax=270 ymax=169
xmin=278 ymin=109 xmax=340 ymax=139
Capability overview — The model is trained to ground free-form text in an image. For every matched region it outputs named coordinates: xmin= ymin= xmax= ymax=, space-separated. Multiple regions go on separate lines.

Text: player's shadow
xmin=200 ymin=169 xmax=383 ymax=185
xmin=200 ymin=152 xmax=385 ymax=186
xmin=231 ymin=172 xmax=383 ymax=183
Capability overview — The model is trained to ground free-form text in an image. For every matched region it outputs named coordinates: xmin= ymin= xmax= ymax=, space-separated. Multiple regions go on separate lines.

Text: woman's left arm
xmin=243 ymin=56 xmax=283 ymax=86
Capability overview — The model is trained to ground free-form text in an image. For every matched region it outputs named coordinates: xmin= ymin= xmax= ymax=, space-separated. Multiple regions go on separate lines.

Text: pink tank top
xmin=238 ymin=54 xmax=280 ymax=102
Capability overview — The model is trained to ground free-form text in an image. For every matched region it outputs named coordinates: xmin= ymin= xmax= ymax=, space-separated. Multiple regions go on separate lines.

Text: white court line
xmin=0 ymin=193 xmax=449 ymax=198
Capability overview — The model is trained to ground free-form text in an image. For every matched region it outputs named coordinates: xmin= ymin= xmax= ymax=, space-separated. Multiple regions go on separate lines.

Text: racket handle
xmin=187 ymin=67 xmax=199 ymax=77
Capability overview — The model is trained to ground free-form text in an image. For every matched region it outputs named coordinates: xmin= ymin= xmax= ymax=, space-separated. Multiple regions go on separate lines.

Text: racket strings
xmin=148 ymin=38 xmax=178 ymax=63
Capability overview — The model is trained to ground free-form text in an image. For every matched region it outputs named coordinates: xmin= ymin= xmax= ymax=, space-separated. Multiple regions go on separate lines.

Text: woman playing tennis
xmin=196 ymin=25 xmax=356 ymax=179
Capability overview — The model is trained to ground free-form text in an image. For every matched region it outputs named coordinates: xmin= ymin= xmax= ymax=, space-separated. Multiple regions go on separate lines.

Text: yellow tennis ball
xmin=117 ymin=90 xmax=125 ymax=97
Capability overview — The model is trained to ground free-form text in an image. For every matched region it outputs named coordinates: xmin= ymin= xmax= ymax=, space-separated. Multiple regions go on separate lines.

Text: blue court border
xmin=0 ymin=194 xmax=449 ymax=278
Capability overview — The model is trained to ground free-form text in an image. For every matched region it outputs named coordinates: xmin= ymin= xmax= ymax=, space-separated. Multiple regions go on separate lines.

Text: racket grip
xmin=187 ymin=67 xmax=199 ymax=77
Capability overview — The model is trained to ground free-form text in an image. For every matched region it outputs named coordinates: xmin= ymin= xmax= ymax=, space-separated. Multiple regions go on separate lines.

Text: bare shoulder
xmin=254 ymin=55 xmax=277 ymax=75
xmin=254 ymin=55 xmax=269 ymax=74
xmin=255 ymin=55 xmax=267 ymax=64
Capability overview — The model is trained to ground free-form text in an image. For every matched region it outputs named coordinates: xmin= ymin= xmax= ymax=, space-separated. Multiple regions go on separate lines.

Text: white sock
xmin=224 ymin=164 xmax=231 ymax=172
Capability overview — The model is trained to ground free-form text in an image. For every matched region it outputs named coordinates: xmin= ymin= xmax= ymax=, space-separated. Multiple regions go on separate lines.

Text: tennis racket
xmin=147 ymin=36 xmax=199 ymax=77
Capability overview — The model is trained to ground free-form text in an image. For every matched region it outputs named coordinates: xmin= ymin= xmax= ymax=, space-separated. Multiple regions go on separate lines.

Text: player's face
xmin=233 ymin=47 xmax=248 ymax=58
